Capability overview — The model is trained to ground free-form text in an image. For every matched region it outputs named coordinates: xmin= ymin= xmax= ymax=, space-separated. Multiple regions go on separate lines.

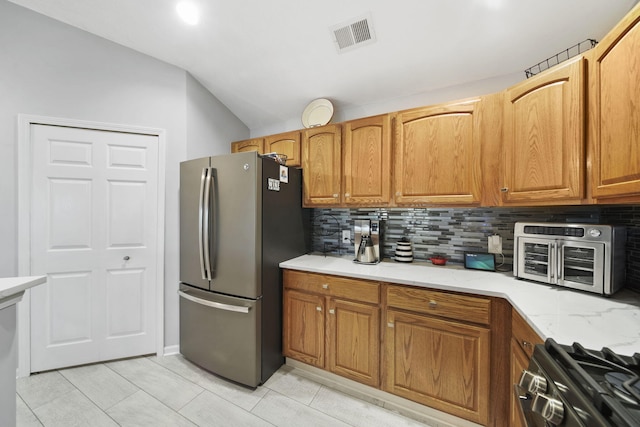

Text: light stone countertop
xmin=0 ymin=276 xmax=47 ymax=308
xmin=280 ymin=254 xmax=640 ymax=355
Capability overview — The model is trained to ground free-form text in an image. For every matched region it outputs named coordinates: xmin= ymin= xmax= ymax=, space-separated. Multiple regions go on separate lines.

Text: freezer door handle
xmin=178 ymin=290 xmax=251 ymax=313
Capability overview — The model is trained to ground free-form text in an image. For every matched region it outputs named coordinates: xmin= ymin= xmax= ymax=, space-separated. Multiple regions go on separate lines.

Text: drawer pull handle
xmin=322 ymin=284 xmax=329 ymax=289
xmin=429 ymin=300 xmax=438 ymax=309
xmin=316 ymin=306 xmax=322 ymax=312
xmin=522 ymin=340 xmax=531 ymax=348
xmin=329 ymin=309 xmax=335 ymax=315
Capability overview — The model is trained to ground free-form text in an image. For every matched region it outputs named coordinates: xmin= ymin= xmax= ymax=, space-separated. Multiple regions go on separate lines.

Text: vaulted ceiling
xmin=8 ymin=0 xmax=639 ymax=132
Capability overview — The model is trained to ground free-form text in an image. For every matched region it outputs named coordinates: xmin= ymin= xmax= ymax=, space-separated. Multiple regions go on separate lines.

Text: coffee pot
xmin=353 ymin=219 xmax=382 ymax=264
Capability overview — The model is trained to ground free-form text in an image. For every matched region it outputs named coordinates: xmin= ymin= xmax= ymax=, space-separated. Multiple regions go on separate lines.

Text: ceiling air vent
xmin=330 ymin=14 xmax=376 ymax=53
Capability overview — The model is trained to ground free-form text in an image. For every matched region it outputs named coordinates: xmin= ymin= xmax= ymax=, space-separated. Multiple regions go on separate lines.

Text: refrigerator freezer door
xmin=179 ymin=285 xmax=260 ymax=387
xmin=208 ymin=152 xmax=261 ymax=299
xmin=180 ymin=157 xmax=211 ymax=290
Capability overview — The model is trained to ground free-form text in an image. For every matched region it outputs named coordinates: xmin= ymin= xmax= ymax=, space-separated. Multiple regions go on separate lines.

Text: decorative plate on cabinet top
xmin=302 ymin=98 xmax=334 ymax=128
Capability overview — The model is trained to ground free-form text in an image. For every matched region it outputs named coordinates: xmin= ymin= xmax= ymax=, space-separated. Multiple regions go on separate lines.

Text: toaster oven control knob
xmin=588 ymin=228 xmax=602 ymax=237
xmin=532 ymin=393 xmax=564 ymax=425
xmin=519 ymin=370 xmax=548 ymax=394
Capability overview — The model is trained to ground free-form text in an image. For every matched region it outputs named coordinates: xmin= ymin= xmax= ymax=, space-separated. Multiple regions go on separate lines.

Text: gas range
xmin=517 ymin=339 xmax=640 ymax=426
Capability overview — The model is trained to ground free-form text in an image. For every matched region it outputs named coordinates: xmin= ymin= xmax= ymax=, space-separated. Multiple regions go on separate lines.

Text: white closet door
xmin=30 ymin=124 xmax=159 ymax=372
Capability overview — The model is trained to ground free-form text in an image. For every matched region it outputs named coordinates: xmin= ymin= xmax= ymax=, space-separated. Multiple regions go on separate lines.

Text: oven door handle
xmin=550 ymin=241 xmax=558 ymax=284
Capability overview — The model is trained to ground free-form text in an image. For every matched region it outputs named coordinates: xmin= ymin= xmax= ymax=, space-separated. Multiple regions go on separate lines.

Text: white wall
xmin=250 ymin=71 xmax=522 ymax=138
xmin=0 ymin=1 xmax=249 ymax=349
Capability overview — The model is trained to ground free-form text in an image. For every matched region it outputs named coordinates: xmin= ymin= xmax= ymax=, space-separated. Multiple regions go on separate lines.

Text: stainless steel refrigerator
xmin=179 ymin=151 xmax=308 ymax=387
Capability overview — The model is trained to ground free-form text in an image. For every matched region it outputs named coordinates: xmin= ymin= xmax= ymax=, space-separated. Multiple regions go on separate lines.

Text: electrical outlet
xmin=342 ymin=230 xmax=351 ymax=243
xmin=488 ymin=235 xmax=502 ymax=254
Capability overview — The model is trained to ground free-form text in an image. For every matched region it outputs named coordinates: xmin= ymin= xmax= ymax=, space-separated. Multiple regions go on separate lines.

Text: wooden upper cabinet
xmin=302 ymin=124 xmax=342 ymax=207
xmin=343 ymin=114 xmax=392 ymax=206
xmin=264 ymin=131 xmax=301 ymax=167
xmin=589 ymin=3 xmax=640 ymax=201
xmin=502 ymin=56 xmax=585 ymax=204
xmin=231 ymin=138 xmax=264 ymax=154
xmin=394 ymin=99 xmax=482 ymax=205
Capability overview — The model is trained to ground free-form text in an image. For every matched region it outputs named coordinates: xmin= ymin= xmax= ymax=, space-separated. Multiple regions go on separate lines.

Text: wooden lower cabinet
xmin=283 ymin=289 xmax=325 ymax=368
xmin=282 ymin=270 xmax=517 ymax=426
xmin=510 ymin=338 xmax=530 ymax=427
xmin=384 ymin=309 xmax=491 ymax=425
xmin=283 ymin=270 xmax=381 ymax=386
xmin=510 ymin=309 xmax=544 ymax=427
xmin=327 ymin=298 xmax=380 ymax=387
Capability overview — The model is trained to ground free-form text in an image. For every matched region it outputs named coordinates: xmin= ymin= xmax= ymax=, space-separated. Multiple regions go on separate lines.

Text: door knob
xmin=123 ymin=256 xmax=130 ymax=261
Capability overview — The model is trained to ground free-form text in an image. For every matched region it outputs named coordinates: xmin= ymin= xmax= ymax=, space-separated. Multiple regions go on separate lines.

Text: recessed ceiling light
xmin=176 ymin=1 xmax=199 ymax=25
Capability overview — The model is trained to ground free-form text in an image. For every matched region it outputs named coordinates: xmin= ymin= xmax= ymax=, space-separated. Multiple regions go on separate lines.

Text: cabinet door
xmin=510 ymin=339 xmax=530 ymax=427
xmin=589 ymin=5 xmax=640 ymax=200
xmin=503 ymin=57 xmax=585 ymax=204
xmin=384 ymin=309 xmax=490 ymax=425
xmin=264 ymin=131 xmax=301 ymax=167
xmin=327 ymin=298 xmax=380 ymax=387
xmin=343 ymin=115 xmax=392 ymax=206
xmin=231 ymin=138 xmax=264 ymax=154
xmin=283 ymin=290 xmax=325 ymax=368
xmin=394 ymin=100 xmax=482 ymax=205
xmin=302 ymin=125 xmax=342 ymax=206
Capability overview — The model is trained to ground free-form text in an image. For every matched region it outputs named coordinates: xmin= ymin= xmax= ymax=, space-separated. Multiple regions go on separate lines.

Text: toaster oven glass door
xmin=559 ymin=241 xmax=604 ymax=294
xmin=517 ymin=237 xmax=556 ymax=284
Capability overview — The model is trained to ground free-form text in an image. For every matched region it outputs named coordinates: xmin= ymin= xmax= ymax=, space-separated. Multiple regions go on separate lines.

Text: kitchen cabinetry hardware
xmin=329 ymin=309 xmax=335 ymax=314
xmin=500 ymin=187 xmax=509 ymax=192
xmin=322 ymin=284 xmax=329 ymax=289
xmin=316 ymin=306 xmax=322 ymax=311
xmin=123 ymin=256 xmax=130 ymax=260
xmin=428 ymin=300 xmax=437 ymax=308
xmin=387 ymin=322 xmax=394 ymax=328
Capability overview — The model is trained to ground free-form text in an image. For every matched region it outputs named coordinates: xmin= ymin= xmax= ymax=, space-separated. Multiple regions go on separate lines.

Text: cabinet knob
xmin=329 ymin=309 xmax=335 ymax=315
xmin=522 ymin=340 xmax=531 ymax=348
xmin=500 ymin=187 xmax=509 ymax=193
xmin=332 ymin=193 xmax=339 ymax=198
xmin=322 ymin=284 xmax=329 ymax=289
xmin=316 ymin=306 xmax=322 ymax=312
xmin=344 ymin=193 xmax=350 ymax=198
xmin=387 ymin=322 xmax=394 ymax=328
xmin=429 ymin=300 xmax=437 ymax=309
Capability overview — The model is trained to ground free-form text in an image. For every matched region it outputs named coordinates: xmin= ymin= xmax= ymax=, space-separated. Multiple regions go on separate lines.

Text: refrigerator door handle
xmin=202 ymin=167 xmax=215 ymax=280
xmin=209 ymin=170 xmax=217 ymax=276
xmin=178 ymin=290 xmax=251 ymax=313
xmin=198 ymin=167 xmax=209 ymax=280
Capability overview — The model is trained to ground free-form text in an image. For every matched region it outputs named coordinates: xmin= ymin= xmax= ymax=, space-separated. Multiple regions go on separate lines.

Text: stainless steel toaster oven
xmin=513 ymin=222 xmax=626 ymax=295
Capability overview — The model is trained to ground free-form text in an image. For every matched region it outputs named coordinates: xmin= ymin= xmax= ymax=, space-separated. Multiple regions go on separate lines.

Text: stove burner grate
xmin=544 ymin=339 xmax=640 ymax=427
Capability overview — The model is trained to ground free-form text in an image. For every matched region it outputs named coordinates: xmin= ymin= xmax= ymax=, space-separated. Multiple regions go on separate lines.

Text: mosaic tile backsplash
xmin=311 ymin=205 xmax=640 ymax=291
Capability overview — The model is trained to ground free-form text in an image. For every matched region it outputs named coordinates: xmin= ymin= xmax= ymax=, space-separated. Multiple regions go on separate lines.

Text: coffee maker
xmin=353 ymin=219 xmax=382 ymax=264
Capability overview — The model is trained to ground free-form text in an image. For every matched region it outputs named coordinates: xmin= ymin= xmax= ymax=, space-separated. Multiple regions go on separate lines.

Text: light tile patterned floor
xmin=16 ymin=354 xmax=433 ymax=427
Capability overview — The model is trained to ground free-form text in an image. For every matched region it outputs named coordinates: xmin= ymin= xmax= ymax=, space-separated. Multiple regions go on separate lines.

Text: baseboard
xmin=163 ymin=345 xmax=180 ymax=356
xmin=285 ymin=359 xmax=481 ymax=427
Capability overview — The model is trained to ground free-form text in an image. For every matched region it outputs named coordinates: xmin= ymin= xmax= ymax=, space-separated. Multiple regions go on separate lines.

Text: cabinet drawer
xmin=386 ymin=285 xmax=491 ymax=325
xmin=512 ymin=308 xmax=543 ymax=358
xmin=283 ymin=270 xmax=380 ymax=304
